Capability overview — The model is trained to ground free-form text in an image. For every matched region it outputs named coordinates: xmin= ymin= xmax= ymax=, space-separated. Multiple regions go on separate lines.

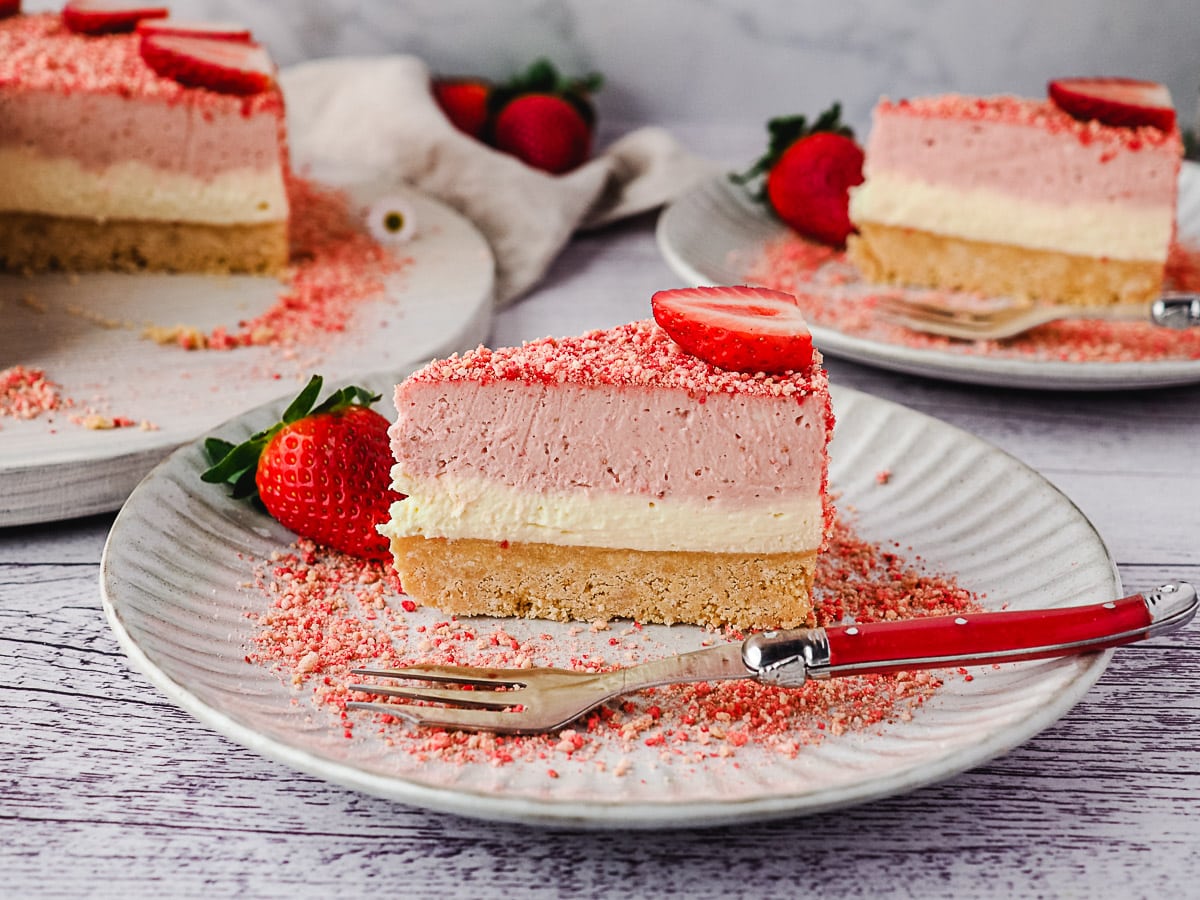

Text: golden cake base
xmin=390 ymin=536 xmax=817 ymax=630
xmin=0 ymin=211 xmax=288 ymax=275
xmin=848 ymin=223 xmax=1163 ymax=307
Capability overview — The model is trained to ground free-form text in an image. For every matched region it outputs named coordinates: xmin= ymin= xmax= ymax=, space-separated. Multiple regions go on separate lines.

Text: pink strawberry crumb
xmin=186 ymin=175 xmax=408 ymax=350
xmin=0 ymin=366 xmax=70 ymax=421
xmin=242 ymin=508 xmax=981 ymax=773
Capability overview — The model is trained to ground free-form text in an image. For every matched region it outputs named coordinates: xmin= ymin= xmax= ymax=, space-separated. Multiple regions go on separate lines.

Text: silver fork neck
xmin=741 ymin=628 xmax=830 ymax=687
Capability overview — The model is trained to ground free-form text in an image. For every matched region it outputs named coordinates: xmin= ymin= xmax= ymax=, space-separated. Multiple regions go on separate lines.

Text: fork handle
xmin=1152 ymin=294 xmax=1200 ymax=329
xmin=744 ymin=582 xmax=1197 ymax=686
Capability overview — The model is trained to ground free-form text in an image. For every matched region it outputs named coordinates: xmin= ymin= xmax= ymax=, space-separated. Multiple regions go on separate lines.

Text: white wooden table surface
xmin=4 ymin=210 xmax=1200 ymax=899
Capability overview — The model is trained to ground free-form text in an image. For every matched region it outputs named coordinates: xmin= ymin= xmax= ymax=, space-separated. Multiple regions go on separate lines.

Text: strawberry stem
xmin=201 ymin=374 xmax=383 ymax=500
xmin=731 ymin=102 xmax=855 ymax=201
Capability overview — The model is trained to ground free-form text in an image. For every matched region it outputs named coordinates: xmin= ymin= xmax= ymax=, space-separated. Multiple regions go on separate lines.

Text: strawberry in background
xmin=431 ymin=58 xmax=603 ymax=175
xmin=433 ymin=77 xmax=492 ymax=139
xmin=733 ymin=103 xmax=864 ymax=248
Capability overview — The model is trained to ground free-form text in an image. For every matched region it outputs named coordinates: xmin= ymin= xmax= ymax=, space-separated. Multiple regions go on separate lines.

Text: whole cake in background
xmin=0 ymin=3 xmax=290 ymax=275
xmin=848 ymin=78 xmax=1184 ymax=307
xmin=380 ymin=286 xmax=834 ymax=631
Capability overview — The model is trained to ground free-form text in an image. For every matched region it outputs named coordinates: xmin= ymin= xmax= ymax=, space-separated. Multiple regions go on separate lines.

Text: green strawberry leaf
xmin=200 ymin=437 xmax=265 ymax=484
xmin=281 ymin=373 xmax=323 ymax=424
xmin=200 ymin=374 xmax=383 ymax=499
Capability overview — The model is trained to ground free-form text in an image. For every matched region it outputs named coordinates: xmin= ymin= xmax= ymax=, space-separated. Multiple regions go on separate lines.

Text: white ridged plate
xmin=100 ymin=385 xmax=1121 ymax=828
xmin=0 ymin=180 xmax=494 ymax=527
xmin=657 ymin=161 xmax=1200 ymax=390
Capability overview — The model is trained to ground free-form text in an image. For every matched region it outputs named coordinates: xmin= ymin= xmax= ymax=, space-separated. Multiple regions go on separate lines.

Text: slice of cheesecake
xmin=381 ymin=296 xmax=833 ymax=630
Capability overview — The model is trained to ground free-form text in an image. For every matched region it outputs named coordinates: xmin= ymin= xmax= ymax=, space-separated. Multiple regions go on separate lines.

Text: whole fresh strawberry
xmin=733 ymin=103 xmax=864 ymax=247
xmin=202 ymin=376 xmax=403 ymax=561
xmin=433 ymin=77 xmax=493 ymax=138
xmin=488 ymin=58 xmax=603 ymax=174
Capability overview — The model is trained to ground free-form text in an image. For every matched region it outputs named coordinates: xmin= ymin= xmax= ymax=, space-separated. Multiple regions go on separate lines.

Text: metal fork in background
xmin=348 ymin=582 xmax=1197 ymax=735
xmin=874 ymin=292 xmax=1200 ymax=341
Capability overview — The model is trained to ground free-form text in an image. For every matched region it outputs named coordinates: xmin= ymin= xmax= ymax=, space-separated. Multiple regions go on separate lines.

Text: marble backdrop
xmin=27 ymin=0 xmax=1200 ymax=159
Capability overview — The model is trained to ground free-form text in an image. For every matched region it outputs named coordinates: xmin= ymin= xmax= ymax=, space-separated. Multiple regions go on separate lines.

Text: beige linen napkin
xmin=281 ymin=56 xmax=719 ymax=305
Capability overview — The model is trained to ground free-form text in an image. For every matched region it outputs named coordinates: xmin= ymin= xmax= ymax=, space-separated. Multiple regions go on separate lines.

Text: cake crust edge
xmin=848 ymin=222 xmax=1163 ymax=307
xmin=391 ymin=535 xmax=818 ymax=630
xmin=0 ymin=211 xmax=288 ymax=275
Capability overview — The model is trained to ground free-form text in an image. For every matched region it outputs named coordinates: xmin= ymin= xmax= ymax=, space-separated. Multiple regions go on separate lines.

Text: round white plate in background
xmin=657 ymin=162 xmax=1200 ymax=391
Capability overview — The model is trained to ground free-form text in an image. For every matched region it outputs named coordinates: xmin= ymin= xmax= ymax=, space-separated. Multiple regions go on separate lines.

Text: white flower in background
xmin=366 ymin=195 xmax=418 ymax=244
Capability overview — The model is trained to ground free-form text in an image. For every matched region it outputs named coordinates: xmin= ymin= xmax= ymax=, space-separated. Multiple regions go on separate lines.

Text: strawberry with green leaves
xmin=202 ymin=375 xmax=403 ymax=561
xmin=487 ymin=58 xmax=603 ymax=174
xmin=733 ymin=103 xmax=864 ymax=247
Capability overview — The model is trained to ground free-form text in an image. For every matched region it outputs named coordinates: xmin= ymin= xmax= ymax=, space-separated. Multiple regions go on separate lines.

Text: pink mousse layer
xmin=867 ymin=95 xmax=1182 ymax=208
xmin=0 ymin=13 xmax=285 ymax=177
xmin=392 ymin=320 xmax=833 ymax=504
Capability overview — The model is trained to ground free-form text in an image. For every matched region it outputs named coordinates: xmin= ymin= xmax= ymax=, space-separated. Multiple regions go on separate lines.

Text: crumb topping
xmin=880 ymin=94 xmax=1182 ymax=150
xmin=408 ymin=320 xmax=827 ymax=401
xmin=148 ymin=175 xmax=408 ymax=350
xmin=0 ymin=13 xmax=282 ymax=114
xmin=244 ymin=507 xmax=979 ymax=770
xmin=0 ymin=366 xmax=68 ymax=420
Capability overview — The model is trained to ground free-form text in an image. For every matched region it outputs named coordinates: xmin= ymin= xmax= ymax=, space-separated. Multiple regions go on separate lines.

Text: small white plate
xmin=0 ymin=182 xmax=494 ymax=527
xmin=657 ymin=162 xmax=1200 ymax=391
xmin=101 ymin=385 xmax=1121 ymax=829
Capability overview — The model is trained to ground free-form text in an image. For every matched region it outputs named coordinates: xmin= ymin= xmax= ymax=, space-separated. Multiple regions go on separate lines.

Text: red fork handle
xmin=823 ymin=586 xmax=1190 ymax=677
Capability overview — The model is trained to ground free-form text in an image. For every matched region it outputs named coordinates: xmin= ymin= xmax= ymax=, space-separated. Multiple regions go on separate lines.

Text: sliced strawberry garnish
xmin=62 ymin=1 xmax=168 ymax=35
xmin=135 ymin=19 xmax=254 ymax=42
xmin=651 ymin=285 xmax=815 ymax=374
xmin=1048 ymin=77 xmax=1176 ymax=131
xmin=0 ymin=0 xmax=22 ymax=21
xmin=139 ymin=33 xmax=274 ymax=96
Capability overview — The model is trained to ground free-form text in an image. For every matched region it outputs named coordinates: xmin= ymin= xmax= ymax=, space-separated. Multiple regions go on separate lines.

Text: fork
xmin=348 ymin=582 xmax=1197 ymax=734
xmin=874 ymin=292 xmax=1200 ymax=341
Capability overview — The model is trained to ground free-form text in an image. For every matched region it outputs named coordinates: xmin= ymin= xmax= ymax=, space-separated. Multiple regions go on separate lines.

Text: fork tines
xmin=874 ymin=294 xmax=1017 ymax=324
xmin=349 ymin=665 xmax=527 ymax=709
xmin=347 ymin=665 xmax=534 ymax=732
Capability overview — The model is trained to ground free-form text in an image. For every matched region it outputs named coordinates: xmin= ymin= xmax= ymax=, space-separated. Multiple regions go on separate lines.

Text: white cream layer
xmin=849 ymin=172 xmax=1172 ymax=262
xmin=0 ymin=146 xmax=287 ymax=225
xmin=381 ymin=471 xmax=825 ymax=555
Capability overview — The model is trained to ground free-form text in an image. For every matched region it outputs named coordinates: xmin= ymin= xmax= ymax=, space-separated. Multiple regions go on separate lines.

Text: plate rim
xmin=655 ymin=163 xmax=1200 ymax=391
xmin=99 ymin=383 xmax=1120 ymax=828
